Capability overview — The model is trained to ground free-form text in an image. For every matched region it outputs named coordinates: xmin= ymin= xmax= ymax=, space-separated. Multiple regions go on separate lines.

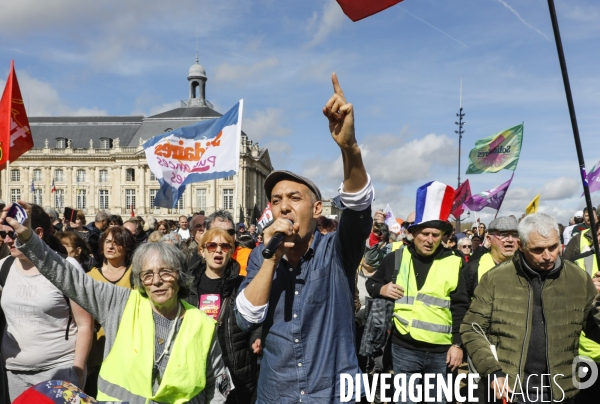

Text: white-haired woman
xmin=4 ymin=202 xmax=231 ymax=403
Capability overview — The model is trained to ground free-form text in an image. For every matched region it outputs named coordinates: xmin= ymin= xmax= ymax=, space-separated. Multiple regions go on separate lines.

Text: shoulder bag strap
xmin=0 ymin=256 xmax=16 ymax=288
xmin=391 ymin=247 xmax=404 ymax=284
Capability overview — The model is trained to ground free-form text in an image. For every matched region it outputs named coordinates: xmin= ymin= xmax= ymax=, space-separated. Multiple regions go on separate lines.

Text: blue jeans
xmin=392 ymin=344 xmax=449 ymax=404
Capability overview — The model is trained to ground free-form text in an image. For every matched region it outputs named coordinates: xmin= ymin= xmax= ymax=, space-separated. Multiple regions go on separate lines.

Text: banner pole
xmin=547 ymin=0 xmax=600 ymax=271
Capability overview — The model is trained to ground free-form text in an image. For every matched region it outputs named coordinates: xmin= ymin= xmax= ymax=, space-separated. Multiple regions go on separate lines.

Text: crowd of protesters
xmin=2 ymin=73 xmax=600 ymax=404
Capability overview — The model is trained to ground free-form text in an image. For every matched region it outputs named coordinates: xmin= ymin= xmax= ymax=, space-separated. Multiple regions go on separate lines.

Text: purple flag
xmin=583 ymin=161 xmax=600 ymax=196
xmin=464 ymin=174 xmax=514 ymax=212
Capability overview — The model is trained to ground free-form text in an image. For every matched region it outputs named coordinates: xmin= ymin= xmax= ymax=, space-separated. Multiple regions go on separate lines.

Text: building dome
xmin=188 ymin=56 xmax=206 ymax=78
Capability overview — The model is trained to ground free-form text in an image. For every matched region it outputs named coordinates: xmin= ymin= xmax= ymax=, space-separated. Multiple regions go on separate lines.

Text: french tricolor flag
xmin=413 ymin=181 xmax=455 ymax=226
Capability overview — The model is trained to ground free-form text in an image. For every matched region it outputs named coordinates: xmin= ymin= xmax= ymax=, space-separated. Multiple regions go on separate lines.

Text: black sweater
xmin=366 ymin=245 xmax=469 ymax=352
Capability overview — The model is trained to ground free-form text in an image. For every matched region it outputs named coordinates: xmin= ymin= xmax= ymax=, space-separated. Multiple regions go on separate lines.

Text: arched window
xmin=99 ymin=169 xmax=108 ymax=183
xmin=76 ymin=169 xmax=86 ymax=183
xmin=100 ymin=138 xmax=113 ymax=149
xmin=56 ymin=138 xmax=66 ymax=149
xmin=126 ymin=168 xmax=135 ymax=182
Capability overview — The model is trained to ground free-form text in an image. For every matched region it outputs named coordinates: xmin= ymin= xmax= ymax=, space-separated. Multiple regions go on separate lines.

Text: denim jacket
xmin=235 ymin=205 xmax=372 ymax=403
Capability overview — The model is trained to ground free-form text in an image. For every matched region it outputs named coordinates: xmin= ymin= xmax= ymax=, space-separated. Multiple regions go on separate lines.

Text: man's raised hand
xmin=323 ymin=73 xmax=356 ymax=150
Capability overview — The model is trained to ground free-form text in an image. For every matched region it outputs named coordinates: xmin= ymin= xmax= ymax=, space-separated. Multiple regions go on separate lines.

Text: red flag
xmin=0 ymin=61 xmax=34 ymax=169
xmin=451 ymin=179 xmax=472 ymax=219
xmin=336 ymin=0 xmax=404 ymax=22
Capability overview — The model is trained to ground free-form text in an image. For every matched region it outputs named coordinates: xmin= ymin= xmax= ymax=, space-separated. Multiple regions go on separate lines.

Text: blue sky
xmin=1 ymin=0 xmax=599 ymax=224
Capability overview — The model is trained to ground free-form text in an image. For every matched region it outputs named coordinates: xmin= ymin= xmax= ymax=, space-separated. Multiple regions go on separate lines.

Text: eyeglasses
xmin=459 ymin=245 xmax=473 ymax=249
xmin=139 ymin=268 xmax=177 ymax=285
xmin=0 ymin=230 xmax=17 ymax=239
xmin=203 ymin=242 xmax=232 ymax=253
xmin=491 ymin=232 xmax=518 ymax=241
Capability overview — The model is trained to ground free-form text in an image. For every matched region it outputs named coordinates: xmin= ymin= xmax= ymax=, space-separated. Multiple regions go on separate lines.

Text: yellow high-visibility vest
xmin=391 ymin=241 xmax=404 ymax=252
xmin=477 ymin=253 xmax=497 ymax=282
xmin=97 ymin=291 xmax=216 ymax=404
xmin=574 ymin=229 xmax=600 ymax=362
xmin=393 ymin=249 xmax=462 ymax=345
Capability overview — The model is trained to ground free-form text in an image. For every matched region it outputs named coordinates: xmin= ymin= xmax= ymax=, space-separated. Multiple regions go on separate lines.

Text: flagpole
xmin=546 ymin=0 xmax=600 ymax=271
xmin=494 ymin=173 xmax=514 ymax=220
xmin=455 ymin=79 xmax=465 ymax=233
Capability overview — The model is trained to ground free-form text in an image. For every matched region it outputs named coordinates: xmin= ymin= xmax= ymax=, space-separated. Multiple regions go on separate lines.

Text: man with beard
xmin=464 ymin=216 xmax=519 ymax=300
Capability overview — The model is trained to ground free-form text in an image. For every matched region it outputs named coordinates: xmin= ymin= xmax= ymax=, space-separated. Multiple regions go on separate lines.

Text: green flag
xmin=466 ymin=123 xmax=523 ymax=174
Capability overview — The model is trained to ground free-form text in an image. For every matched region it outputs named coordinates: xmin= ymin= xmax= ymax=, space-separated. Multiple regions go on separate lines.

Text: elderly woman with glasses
xmin=186 ymin=228 xmax=261 ymax=404
xmin=4 ymin=202 xmax=231 ymax=404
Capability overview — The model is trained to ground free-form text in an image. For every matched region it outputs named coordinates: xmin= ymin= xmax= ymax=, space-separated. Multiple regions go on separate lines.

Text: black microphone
xmin=262 ymin=220 xmax=292 ymax=259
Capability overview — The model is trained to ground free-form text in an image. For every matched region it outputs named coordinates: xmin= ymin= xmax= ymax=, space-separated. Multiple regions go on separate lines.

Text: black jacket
xmin=86 ymin=222 xmax=103 ymax=259
xmin=185 ymin=258 xmax=260 ymax=404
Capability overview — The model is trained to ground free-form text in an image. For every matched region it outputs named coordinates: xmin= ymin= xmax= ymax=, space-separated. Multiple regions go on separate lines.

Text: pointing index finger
xmin=331 ymin=72 xmax=345 ymax=99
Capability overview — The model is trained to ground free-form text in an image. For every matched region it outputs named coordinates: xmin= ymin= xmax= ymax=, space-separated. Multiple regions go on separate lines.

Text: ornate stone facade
xmin=1 ymin=59 xmax=273 ymax=224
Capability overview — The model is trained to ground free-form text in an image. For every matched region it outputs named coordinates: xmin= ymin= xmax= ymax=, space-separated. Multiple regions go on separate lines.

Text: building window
xmin=54 ymin=169 xmax=64 ymax=182
xmin=126 ymin=168 xmax=135 ymax=182
xmin=99 ymin=190 xmax=109 ymax=210
xmin=150 ymin=172 xmax=156 ymax=181
xmin=10 ymin=170 xmax=20 ymax=182
xmin=10 ymin=189 xmax=20 ymax=203
xmin=55 ymin=189 xmax=65 ymax=210
xmin=56 ymin=138 xmax=66 ymax=149
xmin=196 ymin=189 xmax=207 ymax=211
xmin=99 ymin=169 xmax=108 ymax=183
xmin=76 ymin=169 xmax=86 ymax=183
xmin=76 ymin=189 xmax=87 ymax=210
xmin=150 ymin=189 xmax=158 ymax=208
xmin=223 ymin=188 xmax=233 ymax=210
xmin=100 ymin=138 xmax=112 ymax=149
xmin=176 ymin=193 xmax=184 ymax=210
xmin=33 ymin=169 xmax=42 ymax=182
xmin=126 ymin=189 xmax=136 ymax=210
xmin=223 ymin=175 xmax=234 ymax=181
xmin=32 ymin=189 xmax=42 ymax=205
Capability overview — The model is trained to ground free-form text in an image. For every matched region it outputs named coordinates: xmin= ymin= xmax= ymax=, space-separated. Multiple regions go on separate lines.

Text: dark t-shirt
xmin=197 ymin=273 xmax=224 ymax=320
xmin=197 ymin=273 xmax=223 ymax=296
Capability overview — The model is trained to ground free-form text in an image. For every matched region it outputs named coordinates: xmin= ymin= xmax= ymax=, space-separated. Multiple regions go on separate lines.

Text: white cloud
xmin=540 ymin=177 xmax=580 ymax=200
xmin=302 ymin=132 xmax=458 ymax=200
xmin=263 ymin=140 xmax=292 ymax=154
xmin=0 ymin=0 xmax=225 ymax=73
xmin=305 ymin=0 xmax=346 ymax=47
xmin=214 ymin=57 xmax=279 ymax=82
xmin=0 ymin=72 xmax=107 ymax=116
xmin=131 ymin=91 xmax=181 ymax=116
xmin=243 ymin=108 xmax=292 ymax=141
xmin=365 ymin=133 xmax=458 ymax=184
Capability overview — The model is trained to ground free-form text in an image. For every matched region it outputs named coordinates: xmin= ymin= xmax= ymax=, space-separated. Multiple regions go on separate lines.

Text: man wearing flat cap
xmin=366 ymin=181 xmax=469 ymax=404
xmin=235 ymin=73 xmax=373 ymax=403
xmin=463 ymin=216 xmax=520 ymax=300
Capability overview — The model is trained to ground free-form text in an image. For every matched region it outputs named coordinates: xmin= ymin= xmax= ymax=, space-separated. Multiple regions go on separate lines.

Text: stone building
xmin=2 ymin=58 xmax=273 ymax=223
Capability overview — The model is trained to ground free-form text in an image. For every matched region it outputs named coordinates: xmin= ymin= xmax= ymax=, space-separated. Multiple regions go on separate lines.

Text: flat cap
xmin=264 ymin=170 xmax=322 ymax=202
xmin=488 ymin=216 xmax=518 ymax=232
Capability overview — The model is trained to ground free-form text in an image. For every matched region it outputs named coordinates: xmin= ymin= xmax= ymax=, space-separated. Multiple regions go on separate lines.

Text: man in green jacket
xmin=461 ymin=212 xmax=600 ymax=403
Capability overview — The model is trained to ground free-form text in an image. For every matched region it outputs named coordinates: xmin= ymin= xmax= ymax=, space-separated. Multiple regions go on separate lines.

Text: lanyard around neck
xmin=154 ymin=302 xmax=182 ymax=365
